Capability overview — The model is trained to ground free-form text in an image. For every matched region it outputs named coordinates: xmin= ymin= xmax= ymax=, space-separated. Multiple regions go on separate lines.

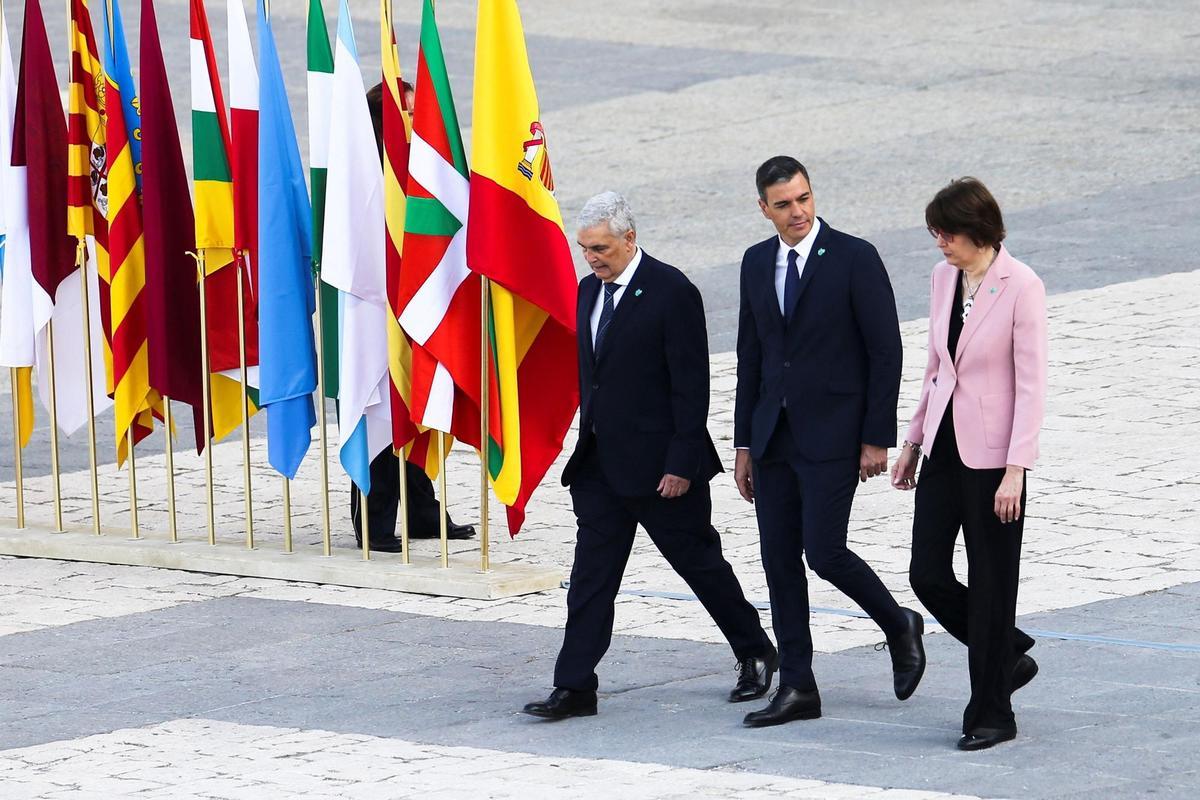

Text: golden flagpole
xmin=235 ymin=259 xmax=254 ymax=549
xmin=162 ymin=397 xmax=177 ymax=541
xmin=9 ymin=369 xmax=25 ymax=529
xmin=45 ymin=321 xmax=64 ymax=531
xmin=190 ymin=251 xmax=215 ymax=544
xmin=74 ymin=240 xmax=101 ymax=534
xmin=127 ymin=426 xmax=139 ymax=538
xmin=398 ymin=450 xmax=409 ymax=565
xmin=359 ymin=488 xmax=370 ymax=561
xmin=479 ymin=278 xmax=490 ymax=572
xmin=312 ymin=278 xmax=332 ymax=557
xmin=282 ymin=477 xmax=293 ymax=552
xmin=437 ymin=433 xmax=448 ymax=568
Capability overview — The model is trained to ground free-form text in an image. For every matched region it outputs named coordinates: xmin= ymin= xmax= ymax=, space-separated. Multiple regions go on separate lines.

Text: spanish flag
xmin=468 ymin=0 xmax=579 ymax=535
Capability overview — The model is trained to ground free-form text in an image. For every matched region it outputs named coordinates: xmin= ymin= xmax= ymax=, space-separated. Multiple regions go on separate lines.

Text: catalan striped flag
xmin=66 ymin=0 xmax=112 ymax=399
xmin=469 ymin=0 xmax=579 ymax=534
xmin=0 ymin=5 xmax=35 ymax=447
xmin=381 ymin=0 xmax=444 ymax=475
xmin=99 ymin=0 xmax=162 ymax=463
xmin=396 ymin=0 xmax=492 ymax=455
xmin=190 ymin=0 xmax=259 ymax=443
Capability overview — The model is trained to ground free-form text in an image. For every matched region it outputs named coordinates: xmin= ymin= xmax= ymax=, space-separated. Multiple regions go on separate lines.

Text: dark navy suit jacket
xmin=561 ymin=252 xmax=722 ymax=496
xmin=734 ymin=219 xmax=902 ymax=462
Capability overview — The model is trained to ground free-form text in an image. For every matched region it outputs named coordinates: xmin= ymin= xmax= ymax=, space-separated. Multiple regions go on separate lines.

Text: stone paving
xmin=1 ymin=0 xmax=1198 ymax=797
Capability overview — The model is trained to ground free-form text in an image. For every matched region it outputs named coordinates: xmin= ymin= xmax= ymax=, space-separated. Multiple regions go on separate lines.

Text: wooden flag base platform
xmin=0 ymin=521 xmax=563 ymax=600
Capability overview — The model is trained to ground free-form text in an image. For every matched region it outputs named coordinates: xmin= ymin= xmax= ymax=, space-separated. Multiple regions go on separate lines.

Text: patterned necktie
xmin=783 ymin=248 xmax=801 ymax=319
xmin=594 ymin=282 xmax=620 ymax=354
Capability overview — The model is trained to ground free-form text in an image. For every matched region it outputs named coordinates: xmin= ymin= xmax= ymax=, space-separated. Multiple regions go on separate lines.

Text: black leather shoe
xmin=408 ymin=520 xmax=478 ymax=539
xmin=522 ymin=688 xmax=598 ymax=720
xmin=742 ymin=685 xmax=821 ymax=727
xmin=1013 ymin=654 xmax=1038 ymax=693
xmin=957 ymin=727 xmax=1016 ymax=751
xmin=888 ymin=608 xmax=926 ymax=701
xmin=447 ymin=521 xmax=477 ymax=540
xmin=354 ymin=537 xmax=405 ymax=553
xmin=730 ymin=644 xmax=779 ymax=702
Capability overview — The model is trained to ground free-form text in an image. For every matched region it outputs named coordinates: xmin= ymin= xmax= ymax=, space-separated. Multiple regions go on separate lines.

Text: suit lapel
xmin=595 ymin=254 xmax=651 ymax=366
xmin=579 ymin=275 xmax=601 ymax=364
xmin=786 ymin=219 xmax=832 ymax=322
xmin=955 ymin=246 xmax=1013 ymax=362
xmin=931 ymin=265 xmax=955 ymax=365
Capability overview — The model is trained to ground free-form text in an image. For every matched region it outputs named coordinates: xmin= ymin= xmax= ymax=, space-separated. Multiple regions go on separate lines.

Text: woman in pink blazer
xmin=891 ymin=178 xmax=1047 ymax=752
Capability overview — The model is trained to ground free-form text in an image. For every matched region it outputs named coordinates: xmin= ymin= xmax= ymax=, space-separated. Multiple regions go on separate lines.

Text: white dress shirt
xmin=774 ymin=218 xmax=822 ymax=314
xmin=590 ymin=247 xmax=643 ymax=346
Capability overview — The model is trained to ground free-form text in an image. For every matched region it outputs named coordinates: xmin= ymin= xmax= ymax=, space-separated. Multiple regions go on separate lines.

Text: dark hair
xmin=925 ymin=177 xmax=1006 ymax=249
xmin=755 ymin=156 xmax=810 ymax=199
xmin=366 ymin=82 xmax=385 ymax=161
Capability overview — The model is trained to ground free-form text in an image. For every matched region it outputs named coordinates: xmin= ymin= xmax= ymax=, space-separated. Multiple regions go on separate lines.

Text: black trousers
xmin=753 ymin=412 xmax=907 ymax=691
xmin=349 ymin=449 xmax=445 ymax=540
xmin=554 ymin=444 xmax=772 ymax=692
xmin=908 ymin=411 xmax=1033 ymax=734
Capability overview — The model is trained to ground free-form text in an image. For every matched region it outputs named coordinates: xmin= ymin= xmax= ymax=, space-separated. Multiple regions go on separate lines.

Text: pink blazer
xmin=904 ymin=245 xmax=1047 ymax=470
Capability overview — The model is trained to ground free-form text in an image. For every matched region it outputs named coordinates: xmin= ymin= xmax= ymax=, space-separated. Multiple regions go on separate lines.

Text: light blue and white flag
xmin=256 ymin=0 xmax=317 ymax=479
xmin=320 ymin=0 xmax=391 ymax=494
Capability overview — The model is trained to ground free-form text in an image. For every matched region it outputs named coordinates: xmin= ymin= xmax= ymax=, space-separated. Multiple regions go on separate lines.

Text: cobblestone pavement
xmin=1 ymin=0 xmax=1198 ymax=797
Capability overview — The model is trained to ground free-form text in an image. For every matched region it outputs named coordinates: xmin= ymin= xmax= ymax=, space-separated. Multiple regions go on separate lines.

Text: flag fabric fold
xmin=381 ymin=0 xmax=444 ymax=476
xmin=396 ymin=0 xmax=490 ymax=454
xmin=191 ymin=0 xmax=259 ymax=444
xmin=307 ymin=0 xmax=339 ymax=402
xmin=469 ymin=0 xmax=580 ymax=534
xmin=141 ymin=0 xmax=206 ymax=450
xmin=257 ymin=0 xmax=317 ymax=479
xmin=16 ymin=0 xmax=110 ymax=437
xmin=100 ymin=0 xmax=163 ymax=463
xmin=0 ymin=8 xmax=34 ymax=446
xmin=322 ymin=0 xmax=391 ymax=493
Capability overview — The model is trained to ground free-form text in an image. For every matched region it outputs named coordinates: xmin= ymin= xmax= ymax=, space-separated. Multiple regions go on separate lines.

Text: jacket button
xmin=591 ymin=383 xmax=599 ymax=390
xmin=783 ymin=361 xmax=790 ymax=368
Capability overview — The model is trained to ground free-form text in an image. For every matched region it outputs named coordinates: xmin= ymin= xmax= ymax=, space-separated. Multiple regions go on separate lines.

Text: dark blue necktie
xmin=783 ymin=249 xmax=801 ymax=319
xmin=594 ymin=282 xmax=619 ymax=354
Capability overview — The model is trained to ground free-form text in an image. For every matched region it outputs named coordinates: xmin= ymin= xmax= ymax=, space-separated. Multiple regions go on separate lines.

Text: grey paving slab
xmin=0 ymin=586 xmax=1197 ymax=798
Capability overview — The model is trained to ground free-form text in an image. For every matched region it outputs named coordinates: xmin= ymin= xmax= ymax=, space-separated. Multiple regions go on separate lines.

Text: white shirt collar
xmin=777 ymin=218 xmax=822 ymax=265
xmin=609 ymin=247 xmax=642 ymax=289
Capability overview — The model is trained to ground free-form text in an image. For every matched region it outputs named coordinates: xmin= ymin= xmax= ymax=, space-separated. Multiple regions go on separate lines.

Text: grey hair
xmin=577 ymin=191 xmax=636 ymax=236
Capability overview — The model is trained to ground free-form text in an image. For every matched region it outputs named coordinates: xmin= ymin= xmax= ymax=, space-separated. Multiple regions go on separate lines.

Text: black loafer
xmin=1013 ymin=654 xmax=1038 ymax=693
xmin=957 ymin=727 xmax=1016 ymax=751
xmin=888 ymin=608 xmax=927 ymax=701
xmin=742 ymin=685 xmax=821 ymax=727
xmin=354 ymin=537 xmax=405 ymax=553
xmin=522 ymin=688 xmax=598 ymax=720
xmin=730 ymin=644 xmax=779 ymax=703
xmin=408 ymin=521 xmax=478 ymax=540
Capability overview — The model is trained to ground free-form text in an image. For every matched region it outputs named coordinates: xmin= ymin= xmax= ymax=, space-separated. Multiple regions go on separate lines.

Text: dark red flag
xmin=12 ymin=0 xmax=75 ymax=301
xmin=140 ymin=0 xmax=205 ymax=450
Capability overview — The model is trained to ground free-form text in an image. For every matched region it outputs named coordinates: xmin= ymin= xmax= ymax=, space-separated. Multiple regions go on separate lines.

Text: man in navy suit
xmin=734 ymin=157 xmax=925 ymax=727
xmin=523 ymin=192 xmax=777 ymax=720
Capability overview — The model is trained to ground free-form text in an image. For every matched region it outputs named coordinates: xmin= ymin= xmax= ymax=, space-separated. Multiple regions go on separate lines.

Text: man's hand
xmin=657 ymin=473 xmax=691 ymax=499
xmin=994 ymin=466 xmax=1025 ymax=523
xmin=734 ymin=449 xmax=754 ymax=503
xmin=859 ymin=444 xmax=888 ymax=483
xmin=890 ymin=446 xmax=918 ymax=490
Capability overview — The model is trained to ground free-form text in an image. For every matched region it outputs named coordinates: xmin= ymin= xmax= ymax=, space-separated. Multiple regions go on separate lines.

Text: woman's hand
xmin=891 ymin=446 xmax=919 ymax=490
xmin=994 ymin=466 xmax=1025 ymax=523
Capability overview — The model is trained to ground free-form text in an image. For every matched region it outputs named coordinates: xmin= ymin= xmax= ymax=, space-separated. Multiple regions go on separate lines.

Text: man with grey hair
xmin=523 ymin=192 xmax=777 ymax=720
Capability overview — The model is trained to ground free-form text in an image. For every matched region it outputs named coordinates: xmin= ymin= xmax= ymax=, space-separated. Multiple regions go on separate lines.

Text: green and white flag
xmin=307 ymin=0 xmax=338 ymax=399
